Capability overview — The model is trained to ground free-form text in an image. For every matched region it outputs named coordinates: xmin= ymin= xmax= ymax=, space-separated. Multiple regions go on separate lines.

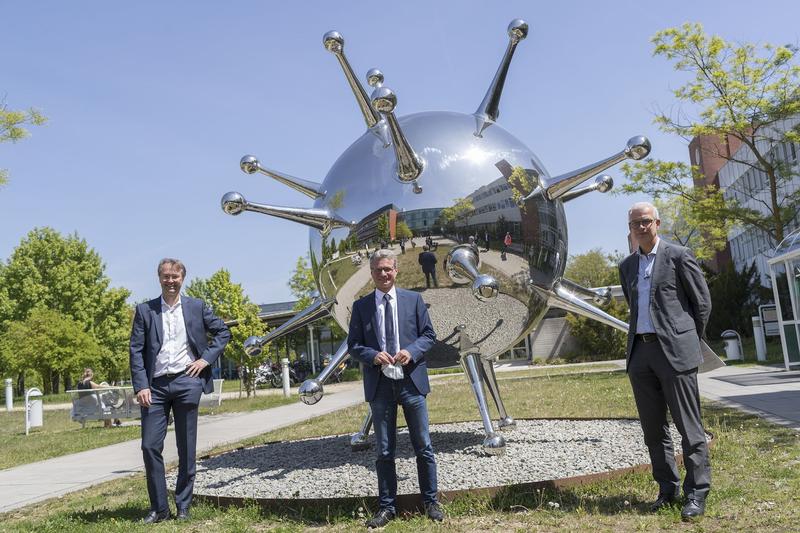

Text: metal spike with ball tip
xmin=219 ymin=18 xmax=723 ymax=455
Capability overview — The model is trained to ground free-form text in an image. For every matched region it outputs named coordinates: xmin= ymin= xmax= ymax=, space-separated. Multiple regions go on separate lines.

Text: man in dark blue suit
xmin=129 ymin=258 xmax=230 ymax=523
xmin=417 ymin=245 xmax=438 ymax=288
xmin=348 ymin=249 xmax=443 ymax=528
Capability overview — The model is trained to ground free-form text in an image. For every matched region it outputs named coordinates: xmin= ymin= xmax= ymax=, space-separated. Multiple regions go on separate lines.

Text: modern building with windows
xmin=690 ymin=116 xmax=800 ymax=284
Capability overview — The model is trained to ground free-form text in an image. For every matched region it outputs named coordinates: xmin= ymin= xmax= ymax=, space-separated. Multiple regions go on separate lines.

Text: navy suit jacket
xmin=348 ymin=288 xmax=436 ymax=402
xmin=418 ymin=251 xmax=437 ymax=273
xmin=129 ymin=296 xmax=231 ymax=395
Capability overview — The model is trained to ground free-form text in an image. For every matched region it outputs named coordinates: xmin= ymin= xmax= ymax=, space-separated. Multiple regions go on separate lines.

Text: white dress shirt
xmin=374 ymin=287 xmax=403 ymax=379
xmin=636 ymin=238 xmax=660 ymax=334
xmin=154 ymin=296 xmax=196 ymax=377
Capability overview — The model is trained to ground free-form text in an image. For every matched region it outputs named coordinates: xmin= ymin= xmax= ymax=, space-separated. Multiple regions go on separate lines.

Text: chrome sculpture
xmin=221 ymin=18 xmax=722 ymax=454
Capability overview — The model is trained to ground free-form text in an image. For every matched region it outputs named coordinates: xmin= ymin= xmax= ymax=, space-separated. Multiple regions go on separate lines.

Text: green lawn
xmin=4 ymin=367 xmax=798 ymax=531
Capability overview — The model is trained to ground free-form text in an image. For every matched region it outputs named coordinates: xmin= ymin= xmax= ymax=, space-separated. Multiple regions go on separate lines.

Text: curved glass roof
xmin=775 ymin=227 xmax=800 ymax=256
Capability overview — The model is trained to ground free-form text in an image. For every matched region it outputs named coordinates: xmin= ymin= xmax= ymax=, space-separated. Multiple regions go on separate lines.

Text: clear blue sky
xmin=2 ymin=1 xmax=799 ymax=304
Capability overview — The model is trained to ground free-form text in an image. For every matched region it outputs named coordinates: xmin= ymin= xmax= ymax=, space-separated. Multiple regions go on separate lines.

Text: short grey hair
xmin=370 ymin=249 xmax=397 ymax=269
xmin=157 ymin=258 xmax=186 ymax=277
xmin=628 ymin=201 xmax=659 ymax=220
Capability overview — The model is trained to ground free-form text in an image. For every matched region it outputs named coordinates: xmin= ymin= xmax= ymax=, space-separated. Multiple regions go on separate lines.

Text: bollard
xmin=752 ymin=316 xmax=767 ymax=362
xmin=25 ymin=387 xmax=43 ymax=435
xmin=281 ymin=358 xmax=291 ymax=398
xmin=5 ymin=378 xmax=12 ymax=412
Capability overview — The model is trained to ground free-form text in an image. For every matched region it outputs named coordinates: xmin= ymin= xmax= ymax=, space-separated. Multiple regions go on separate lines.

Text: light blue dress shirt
xmin=636 ymin=238 xmax=660 ymax=334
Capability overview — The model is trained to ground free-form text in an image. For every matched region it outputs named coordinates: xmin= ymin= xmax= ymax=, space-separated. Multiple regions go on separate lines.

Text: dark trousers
xmin=141 ymin=373 xmax=204 ymax=512
xmin=369 ymin=374 xmax=438 ymax=512
xmin=628 ymin=338 xmax=711 ymax=500
xmin=423 ymin=270 xmax=438 ymax=288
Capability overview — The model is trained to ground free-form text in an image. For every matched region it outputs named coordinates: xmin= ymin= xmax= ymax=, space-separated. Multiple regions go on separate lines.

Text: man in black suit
xmin=619 ymin=202 xmax=712 ymax=521
xmin=418 ymin=245 xmax=438 ymax=288
xmin=129 ymin=258 xmax=230 ymax=523
xmin=348 ymin=249 xmax=443 ymax=527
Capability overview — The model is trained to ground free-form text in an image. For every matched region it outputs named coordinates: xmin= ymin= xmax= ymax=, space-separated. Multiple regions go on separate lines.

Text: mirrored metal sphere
xmin=221 ymin=191 xmax=246 ymax=216
xmin=322 ymin=31 xmax=344 ymax=53
xmin=310 ymin=110 xmax=561 ymax=367
xmin=240 ymin=155 xmax=259 ymax=174
xmin=507 ymin=19 xmax=529 ymax=41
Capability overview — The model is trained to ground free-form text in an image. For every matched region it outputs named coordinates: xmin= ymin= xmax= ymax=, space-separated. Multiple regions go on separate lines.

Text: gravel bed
xmin=178 ymin=419 xmax=696 ymax=499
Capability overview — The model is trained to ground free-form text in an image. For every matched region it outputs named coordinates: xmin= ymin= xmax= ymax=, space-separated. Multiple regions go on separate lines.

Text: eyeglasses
xmin=628 ymin=218 xmax=655 ymax=229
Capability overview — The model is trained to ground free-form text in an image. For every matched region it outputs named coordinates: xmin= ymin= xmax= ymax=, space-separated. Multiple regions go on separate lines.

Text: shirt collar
xmin=161 ymin=295 xmax=182 ymax=311
xmin=375 ymin=286 xmax=398 ymax=303
xmin=638 ymin=237 xmax=660 ymax=257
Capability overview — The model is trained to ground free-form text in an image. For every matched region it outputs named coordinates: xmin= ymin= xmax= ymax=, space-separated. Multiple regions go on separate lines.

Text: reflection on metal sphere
xmin=221 ymin=191 xmax=246 ymax=216
xmin=220 ymin=18 xmax=660 ymax=453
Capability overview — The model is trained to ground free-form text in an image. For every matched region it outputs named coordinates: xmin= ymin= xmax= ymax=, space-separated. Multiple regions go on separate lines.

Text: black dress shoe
xmin=649 ymin=493 xmax=679 ymax=512
xmin=425 ymin=502 xmax=444 ymax=521
xmin=681 ymin=498 xmax=705 ymax=520
xmin=366 ymin=508 xmax=395 ymax=528
xmin=142 ymin=509 xmax=171 ymax=524
xmin=176 ymin=507 xmax=190 ymax=520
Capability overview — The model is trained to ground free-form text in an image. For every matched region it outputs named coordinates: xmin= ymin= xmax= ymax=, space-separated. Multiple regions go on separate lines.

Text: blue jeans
xmin=370 ymin=374 xmax=438 ymax=512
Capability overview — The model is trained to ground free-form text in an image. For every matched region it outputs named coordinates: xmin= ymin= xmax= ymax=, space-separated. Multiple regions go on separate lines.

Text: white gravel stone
xmin=172 ymin=419 xmax=703 ymax=500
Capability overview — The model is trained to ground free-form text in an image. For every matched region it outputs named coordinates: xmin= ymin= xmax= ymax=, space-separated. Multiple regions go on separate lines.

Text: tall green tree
xmin=564 ymin=248 xmax=623 ymax=287
xmin=288 ymin=256 xmax=316 ymax=311
xmin=0 ymin=307 xmax=102 ymax=394
xmin=376 ymin=213 xmax=390 ymax=242
xmin=395 ymin=221 xmax=413 ymax=241
xmin=704 ymin=262 xmax=769 ymax=339
xmin=1 ymin=100 xmax=47 ymax=186
xmin=621 ymin=23 xmax=800 ymax=256
xmin=0 ymin=227 xmax=131 ymax=390
xmin=440 ymin=197 xmax=474 ymax=231
xmin=186 ymin=269 xmax=266 ymax=397
xmin=564 ymin=249 xmax=628 ymax=361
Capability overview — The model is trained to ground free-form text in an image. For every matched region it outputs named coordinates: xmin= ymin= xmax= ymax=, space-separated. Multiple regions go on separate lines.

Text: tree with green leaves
xmin=563 ymin=249 xmax=628 ymax=361
xmin=0 ymin=227 xmax=131 ymax=392
xmin=376 ymin=213 xmax=390 ymax=243
xmin=288 ymin=256 xmax=317 ymax=311
xmin=704 ymin=261 xmax=770 ymax=340
xmin=621 ymin=23 xmax=800 ymax=258
xmin=395 ymin=221 xmax=413 ymax=241
xmin=0 ymin=307 xmax=102 ymax=394
xmin=440 ymin=197 xmax=474 ymax=231
xmin=1 ymin=101 xmax=47 ymax=186
xmin=185 ymin=269 xmax=266 ymax=397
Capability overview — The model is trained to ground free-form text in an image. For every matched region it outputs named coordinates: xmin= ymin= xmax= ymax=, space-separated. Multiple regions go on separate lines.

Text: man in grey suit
xmin=619 ymin=202 xmax=712 ymax=521
xmin=130 ymin=258 xmax=230 ymax=523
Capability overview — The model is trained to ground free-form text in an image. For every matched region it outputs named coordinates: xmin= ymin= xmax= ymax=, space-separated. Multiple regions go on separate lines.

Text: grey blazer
xmin=618 ymin=240 xmax=711 ymax=372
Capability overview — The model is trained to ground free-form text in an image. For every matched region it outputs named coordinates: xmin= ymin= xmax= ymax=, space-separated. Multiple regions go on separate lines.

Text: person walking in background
xmin=502 ymin=231 xmax=512 ymax=260
xmin=129 ymin=258 xmax=231 ymax=523
xmin=348 ymin=250 xmax=443 ymax=528
xmin=418 ymin=245 xmax=439 ymax=289
xmin=619 ymin=202 xmax=712 ymax=521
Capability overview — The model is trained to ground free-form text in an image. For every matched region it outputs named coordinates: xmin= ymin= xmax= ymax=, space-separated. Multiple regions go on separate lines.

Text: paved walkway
xmin=2 ymin=360 xmax=798 ymax=514
xmin=697 ymin=363 xmax=800 ymax=430
xmin=0 ymin=382 xmax=365 ymax=513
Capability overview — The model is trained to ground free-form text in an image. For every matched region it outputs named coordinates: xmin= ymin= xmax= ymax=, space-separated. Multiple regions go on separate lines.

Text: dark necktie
xmin=384 ymin=293 xmax=396 ymax=354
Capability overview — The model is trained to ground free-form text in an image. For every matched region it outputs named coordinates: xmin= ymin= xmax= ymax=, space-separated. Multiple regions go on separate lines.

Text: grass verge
xmin=4 ymin=367 xmax=798 ymax=531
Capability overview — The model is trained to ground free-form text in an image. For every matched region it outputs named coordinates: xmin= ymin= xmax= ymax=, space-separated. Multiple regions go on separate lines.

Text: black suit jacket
xmin=619 ymin=240 xmax=711 ymax=372
xmin=418 ymin=251 xmax=437 ymax=273
xmin=129 ymin=296 xmax=230 ymax=394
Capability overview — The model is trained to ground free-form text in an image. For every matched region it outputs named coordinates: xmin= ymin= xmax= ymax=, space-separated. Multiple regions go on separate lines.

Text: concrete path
xmin=697 ymin=364 xmax=800 ymax=430
xmin=0 ymin=382 xmax=365 ymax=513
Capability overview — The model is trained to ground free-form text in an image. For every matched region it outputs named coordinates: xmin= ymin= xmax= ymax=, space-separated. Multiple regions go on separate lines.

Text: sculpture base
xmin=185 ymin=419 xmax=706 ymax=513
